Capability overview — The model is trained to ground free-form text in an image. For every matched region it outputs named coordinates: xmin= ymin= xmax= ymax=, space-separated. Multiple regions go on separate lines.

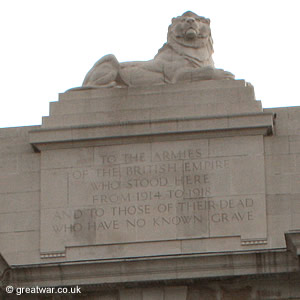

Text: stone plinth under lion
xmin=82 ymin=11 xmax=234 ymax=88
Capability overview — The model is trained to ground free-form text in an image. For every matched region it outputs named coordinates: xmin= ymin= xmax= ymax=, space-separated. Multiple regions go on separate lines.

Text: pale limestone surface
xmin=0 ymin=97 xmax=300 ymax=298
xmin=39 ymin=136 xmax=267 ymax=255
xmin=29 ymin=80 xmax=271 ymax=258
xmin=43 ymin=80 xmax=258 ymax=128
xmin=82 ymin=11 xmax=234 ymax=88
xmin=1 ymin=11 xmax=300 ymax=300
xmin=1 ymin=23 xmax=300 ymax=299
xmin=0 ymin=127 xmax=40 ymax=266
xmin=22 ymin=78 xmax=292 ymax=264
xmin=1 ymin=82 xmax=299 ymax=265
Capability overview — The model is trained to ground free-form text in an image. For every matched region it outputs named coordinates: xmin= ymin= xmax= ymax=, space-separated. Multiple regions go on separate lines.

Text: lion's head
xmin=167 ymin=11 xmax=213 ymax=53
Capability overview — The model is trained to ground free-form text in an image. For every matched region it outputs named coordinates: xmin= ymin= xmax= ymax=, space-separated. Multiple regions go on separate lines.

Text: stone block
xmin=32 ymin=111 xmax=274 ymax=153
xmin=120 ymin=289 xmax=142 ymax=300
xmin=0 ymin=210 xmax=39 ymax=233
xmin=165 ymin=287 xmax=188 ymax=300
xmin=291 ymin=194 xmax=300 ymax=229
xmin=288 ymin=108 xmax=300 ymax=124
xmin=0 ymin=136 xmax=33 ymax=154
xmin=149 ymin=119 xmax=178 ymax=134
xmin=296 ymin=154 xmax=300 ymax=173
xmin=143 ymin=288 xmax=164 ymax=300
xmin=45 ymin=101 xmax=263 ymax=129
xmin=187 ymin=288 xmax=216 ymax=300
xmin=292 ymin=213 xmax=300 ymax=229
xmin=152 ymin=103 xmax=223 ymax=119
xmin=289 ymin=136 xmax=300 ymax=154
xmin=287 ymin=120 xmax=300 ymax=136
xmin=265 ymin=154 xmax=296 ymax=175
xmin=264 ymin=136 xmax=289 ymax=155
xmin=292 ymin=174 xmax=300 ymax=193
xmin=288 ymin=276 xmax=300 ymax=299
xmin=221 ymin=286 xmax=252 ymax=300
xmin=267 ymin=215 xmax=290 ymax=248
xmin=41 ymin=169 xmax=68 ymax=208
xmin=41 ymin=148 xmax=94 ymax=170
xmin=0 ymin=191 xmax=39 ymax=213
xmin=2 ymin=249 xmax=40 ymax=266
xmin=209 ymin=136 xmax=263 ymax=157
xmin=65 ymin=240 xmax=182 ymax=261
xmin=0 ymin=172 xmax=40 ymax=194
xmin=0 ymin=126 xmax=39 ymax=139
xmin=18 ymin=153 xmax=40 ymax=172
xmin=181 ymin=236 xmax=241 ymax=254
xmin=280 ymin=108 xmax=299 ymax=132
xmin=266 ymin=195 xmax=291 ymax=216
xmin=266 ymin=174 xmax=293 ymax=194
xmin=227 ymin=113 xmax=272 ymax=129
xmin=0 ymin=231 xmax=39 ymax=254
xmin=29 ymin=127 xmax=73 ymax=145
xmin=59 ymin=80 xmax=250 ymax=102
xmin=0 ymin=127 xmax=37 ymax=162
xmin=0 ymin=153 xmax=17 ymax=174
xmin=177 ymin=117 xmax=228 ymax=132
xmin=44 ymin=80 xmax=260 ymax=130
xmin=291 ymin=194 xmax=300 ymax=214
xmin=264 ymin=107 xmax=289 ymax=136
xmin=256 ymin=278 xmax=291 ymax=299
xmin=230 ymin=155 xmax=265 ymax=195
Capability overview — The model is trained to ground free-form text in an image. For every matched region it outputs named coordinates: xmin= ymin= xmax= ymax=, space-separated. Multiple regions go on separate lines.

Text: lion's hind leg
xmin=82 ymin=54 xmax=121 ymax=87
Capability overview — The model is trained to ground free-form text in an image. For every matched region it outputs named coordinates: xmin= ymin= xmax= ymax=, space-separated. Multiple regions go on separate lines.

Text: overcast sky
xmin=0 ymin=0 xmax=299 ymax=128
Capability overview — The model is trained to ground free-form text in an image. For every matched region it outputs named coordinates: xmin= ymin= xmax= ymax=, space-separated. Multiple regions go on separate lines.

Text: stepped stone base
xmin=1 ymin=79 xmax=300 ymax=299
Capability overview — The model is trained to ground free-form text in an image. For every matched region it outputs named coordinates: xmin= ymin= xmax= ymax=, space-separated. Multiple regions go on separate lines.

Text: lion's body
xmin=82 ymin=11 xmax=234 ymax=87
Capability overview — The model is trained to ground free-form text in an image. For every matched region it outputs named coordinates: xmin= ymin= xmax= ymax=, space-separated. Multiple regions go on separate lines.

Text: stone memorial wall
xmin=1 ymin=10 xmax=300 ymax=300
xmin=41 ymin=136 xmax=267 ymax=256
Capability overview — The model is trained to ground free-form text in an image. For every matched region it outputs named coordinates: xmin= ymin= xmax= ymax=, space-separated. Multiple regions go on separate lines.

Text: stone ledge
xmin=61 ymin=80 xmax=251 ymax=101
xmin=3 ymin=250 xmax=298 ymax=288
xmin=30 ymin=112 xmax=274 ymax=152
xmin=286 ymin=231 xmax=300 ymax=256
xmin=44 ymin=101 xmax=262 ymax=128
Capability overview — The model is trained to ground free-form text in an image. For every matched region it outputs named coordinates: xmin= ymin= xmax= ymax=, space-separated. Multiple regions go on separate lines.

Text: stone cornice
xmin=29 ymin=112 xmax=274 ymax=152
xmin=2 ymin=249 xmax=298 ymax=288
xmin=286 ymin=231 xmax=300 ymax=257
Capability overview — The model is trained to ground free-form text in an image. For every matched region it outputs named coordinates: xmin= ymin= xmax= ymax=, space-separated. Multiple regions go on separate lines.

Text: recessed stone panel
xmin=40 ymin=137 xmax=267 ymax=255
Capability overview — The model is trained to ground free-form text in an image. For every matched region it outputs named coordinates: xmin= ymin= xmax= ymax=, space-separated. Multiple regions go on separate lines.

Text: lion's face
xmin=168 ymin=12 xmax=212 ymax=49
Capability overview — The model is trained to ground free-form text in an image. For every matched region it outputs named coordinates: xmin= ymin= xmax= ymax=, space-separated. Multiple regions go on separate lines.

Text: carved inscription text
xmin=40 ymin=138 xmax=267 ymax=250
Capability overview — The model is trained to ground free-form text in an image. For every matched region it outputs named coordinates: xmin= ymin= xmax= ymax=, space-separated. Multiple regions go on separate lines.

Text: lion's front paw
xmin=174 ymin=67 xmax=235 ymax=83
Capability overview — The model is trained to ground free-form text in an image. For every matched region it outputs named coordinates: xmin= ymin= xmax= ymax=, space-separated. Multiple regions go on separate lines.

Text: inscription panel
xmin=40 ymin=137 xmax=267 ymax=254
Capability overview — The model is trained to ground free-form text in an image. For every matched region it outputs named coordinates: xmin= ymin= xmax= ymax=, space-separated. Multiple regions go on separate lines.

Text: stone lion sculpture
xmin=82 ymin=11 xmax=234 ymax=88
